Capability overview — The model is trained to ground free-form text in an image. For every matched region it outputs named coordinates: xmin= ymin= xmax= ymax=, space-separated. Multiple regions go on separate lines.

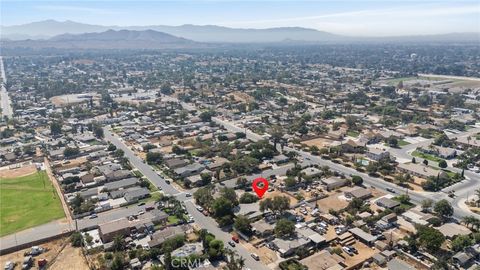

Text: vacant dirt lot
xmin=341 ymin=241 xmax=376 ymax=268
xmin=317 ymin=193 xmax=349 ymax=213
xmin=243 ymin=242 xmax=278 ymax=265
xmin=262 ymin=190 xmax=298 ymax=207
xmin=0 ymin=163 xmax=36 ymax=178
xmin=302 ymin=137 xmax=336 ymax=148
xmin=0 ymin=237 xmax=70 ymax=269
xmin=49 ymin=243 xmax=89 ymax=270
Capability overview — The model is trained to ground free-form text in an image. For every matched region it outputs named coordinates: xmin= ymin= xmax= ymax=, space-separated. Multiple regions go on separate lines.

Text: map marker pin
xmin=252 ymin=177 xmax=269 ymax=198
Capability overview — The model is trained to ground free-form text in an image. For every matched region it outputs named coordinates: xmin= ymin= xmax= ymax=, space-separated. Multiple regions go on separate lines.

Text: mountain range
xmin=2 ymin=29 xmax=198 ymax=49
xmin=2 ymin=20 xmax=479 ymax=44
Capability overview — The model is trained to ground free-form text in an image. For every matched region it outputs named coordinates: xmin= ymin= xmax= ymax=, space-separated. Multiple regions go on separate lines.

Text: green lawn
xmin=0 ymin=171 xmax=65 ymax=236
xmin=347 ymin=130 xmax=360 ymax=138
xmin=412 ymin=150 xmax=444 ymax=163
xmin=398 ymin=140 xmax=410 ymax=146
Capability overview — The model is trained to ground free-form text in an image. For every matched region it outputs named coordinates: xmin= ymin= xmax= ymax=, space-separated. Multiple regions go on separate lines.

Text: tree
xmin=275 ymin=218 xmax=295 ymax=238
xmin=387 ymin=136 xmax=398 ymax=148
xmin=220 ymin=187 xmax=238 ymax=206
xmin=451 ymin=234 xmax=474 ymax=252
xmin=260 ymin=196 xmax=290 ymax=214
xmin=92 ymin=123 xmax=104 ymax=139
xmin=212 ymin=197 xmax=234 ymax=218
xmin=50 ymin=121 xmax=62 ymax=135
xmin=194 ymin=187 xmax=214 ymax=209
xmin=64 ymin=147 xmax=80 ymax=158
xmin=160 ymin=82 xmax=173 ymax=95
xmin=234 ymin=215 xmax=252 ymax=234
xmin=200 ymin=173 xmax=212 ymax=186
xmin=421 ymin=199 xmax=434 ymax=212
xmin=208 ymin=239 xmax=224 ymax=260
xmin=434 ymin=199 xmax=454 ymax=221
xmin=417 ymin=225 xmax=445 ymax=253
xmin=235 ymin=177 xmax=248 ymax=188
xmin=112 ymin=235 xmax=126 ymax=251
xmin=111 ymin=253 xmax=125 ymax=270
xmin=395 ymin=194 xmax=410 ymax=204
xmin=199 ymin=110 xmax=215 ymax=122
xmin=70 ymin=232 xmax=83 ymax=247
xmin=438 ymin=160 xmax=447 ymax=168
xmin=239 ymin=193 xmax=258 ymax=204
xmin=107 ymin=143 xmax=117 ymax=152
xmin=412 ymin=157 xmax=416 ymax=163
xmin=351 ymin=175 xmax=363 ymax=186
xmin=146 ymin=152 xmax=163 ymax=165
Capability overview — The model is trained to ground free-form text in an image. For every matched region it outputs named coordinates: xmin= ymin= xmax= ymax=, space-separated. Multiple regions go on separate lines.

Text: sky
xmin=1 ymin=0 xmax=479 ymax=36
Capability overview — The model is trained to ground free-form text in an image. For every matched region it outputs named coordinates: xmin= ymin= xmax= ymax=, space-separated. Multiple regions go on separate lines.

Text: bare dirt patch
xmin=0 ymin=237 xmax=70 ymax=269
xmin=302 ymin=137 xmax=336 ymax=148
xmin=317 ymin=193 xmax=348 ymax=213
xmin=0 ymin=164 xmax=36 ymax=178
xmin=49 ymin=243 xmax=89 ymax=270
xmin=242 ymin=242 xmax=278 ymax=265
xmin=262 ymin=190 xmax=298 ymax=207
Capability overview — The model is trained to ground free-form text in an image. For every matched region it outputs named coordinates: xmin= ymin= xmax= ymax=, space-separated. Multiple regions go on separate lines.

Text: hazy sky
xmin=2 ymin=0 xmax=479 ymax=36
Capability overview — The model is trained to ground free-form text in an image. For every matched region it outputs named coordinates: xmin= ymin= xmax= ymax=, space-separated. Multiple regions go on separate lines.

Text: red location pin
xmin=252 ymin=177 xmax=269 ymax=198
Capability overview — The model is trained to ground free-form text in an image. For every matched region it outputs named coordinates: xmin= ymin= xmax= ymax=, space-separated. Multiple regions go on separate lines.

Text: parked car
xmin=185 ymin=193 xmax=192 ymax=197
xmin=251 ymin=253 xmax=260 ymax=260
xmin=137 ymin=202 xmax=145 ymax=206
xmin=4 ymin=261 xmax=15 ymax=270
xmin=342 ymin=246 xmax=354 ymax=256
xmin=386 ymin=188 xmax=396 ymax=193
xmin=231 ymin=236 xmax=239 ymax=243
xmin=22 ymin=256 xmax=33 ymax=270
xmin=89 ymin=214 xmax=98 ymax=219
xmin=196 ymin=206 xmax=204 ymax=212
xmin=228 ymin=241 xmax=236 ymax=247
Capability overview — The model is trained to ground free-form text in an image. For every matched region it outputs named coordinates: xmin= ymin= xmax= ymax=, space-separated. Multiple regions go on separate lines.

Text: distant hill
xmin=2 ymin=29 xmax=197 ymax=49
xmin=1 ymin=20 xmax=479 ymax=44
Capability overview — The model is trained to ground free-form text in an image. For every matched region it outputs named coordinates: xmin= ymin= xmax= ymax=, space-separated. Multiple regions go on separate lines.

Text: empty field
xmin=0 ymin=171 xmax=65 ymax=236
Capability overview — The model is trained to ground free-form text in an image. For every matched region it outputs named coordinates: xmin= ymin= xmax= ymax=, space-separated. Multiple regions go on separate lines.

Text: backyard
xmin=0 ymin=171 xmax=65 ymax=236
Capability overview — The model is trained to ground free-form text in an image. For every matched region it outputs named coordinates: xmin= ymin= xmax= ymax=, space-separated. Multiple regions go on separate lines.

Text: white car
xmin=196 ymin=206 xmax=204 ymax=212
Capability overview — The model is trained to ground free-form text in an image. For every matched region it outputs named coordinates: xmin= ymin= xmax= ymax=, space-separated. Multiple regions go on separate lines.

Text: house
xmin=397 ymin=163 xmax=447 ymax=179
xmin=344 ymin=187 xmax=372 ymax=200
xmin=124 ymin=187 xmax=150 ymax=203
xmin=174 ymin=163 xmax=205 ymax=178
xmin=457 ymin=136 xmax=480 ymax=149
xmin=104 ymin=177 xmax=139 ymax=191
xmin=272 ymin=154 xmax=289 ymax=164
xmin=105 ymin=169 xmax=132 ymax=182
xmin=436 ymin=223 xmax=472 ymax=239
xmin=387 ymin=259 xmax=415 ymax=270
xmin=348 ymin=228 xmax=377 ymax=245
xmin=234 ymin=203 xmax=264 ymax=220
xmin=376 ymin=213 xmax=397 ymax=229
xmin=366 ymin=148 xmax=390 ymax=161
xmin=251 ymin=219 xmax=274 ymax=237
xmin=300 ymin=250 xmax=345 ymax=270
xmin=99 ymin=218 xmax=131 ymax=242
xmin=301 ymin=167 xmax=322 ymax=178
xmin=164 ymin=158 xmax=189 ymax=169
xmin=419 ymin=146 xmax=457 ymax=159
xmin=148 ymin=226 xmax=187 ymax=248
xmin=376 ymin=197 xmax=400 ymax=209
xmin=401 ymin=209 xmax=436 ymax=226
xmin=321 ymin=177 xmax=348 ymax=191
xmin=271 ymin=237 xmax=311 ymax=257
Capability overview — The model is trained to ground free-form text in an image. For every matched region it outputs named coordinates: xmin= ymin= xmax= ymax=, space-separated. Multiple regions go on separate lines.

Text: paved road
xmin=104 ymin=128 xmax=269 ymax=270
xmin=212 ymin=117 xmax=480 ymax=220
xmin=385 ymin=127 xmax=480 ymax=218
xmin=0 ymin=56 xmax=13 ymax=119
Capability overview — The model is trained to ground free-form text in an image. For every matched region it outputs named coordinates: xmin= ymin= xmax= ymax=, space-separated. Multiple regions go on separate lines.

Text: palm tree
xmin=476 ymin=189 xmax=480 ymax=207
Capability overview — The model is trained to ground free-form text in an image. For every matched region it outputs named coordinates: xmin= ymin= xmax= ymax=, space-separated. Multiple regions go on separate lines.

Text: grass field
xmin=412 ymin=150 xmax=444 ymax=163
xmin=0 ymin=171 xmax=65 ymax=236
